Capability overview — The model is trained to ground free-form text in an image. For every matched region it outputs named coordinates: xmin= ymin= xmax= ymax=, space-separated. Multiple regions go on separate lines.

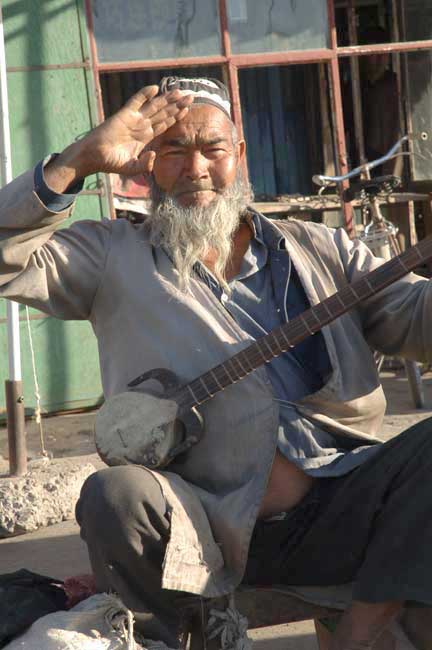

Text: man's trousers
xmin=76 ymin=417 xmax=432 ymax=645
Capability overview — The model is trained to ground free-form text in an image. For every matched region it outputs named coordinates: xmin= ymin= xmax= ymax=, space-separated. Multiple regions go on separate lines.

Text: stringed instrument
xmin=95 ymin=236 xmax=432 ymax=468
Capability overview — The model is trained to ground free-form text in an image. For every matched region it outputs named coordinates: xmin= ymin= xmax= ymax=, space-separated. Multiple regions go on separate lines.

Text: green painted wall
xmin=1 ymin=0 xmax=108 ymax=414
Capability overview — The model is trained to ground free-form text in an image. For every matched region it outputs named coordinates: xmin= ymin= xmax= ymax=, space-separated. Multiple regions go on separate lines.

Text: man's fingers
xmin=124 ymin=85 xmax=159 ymax=111
xmin=166 ymin=96 xmax=194 ymax=113
xmin=141 ymin=90 xmax=193 ymax=120
xmin=119 ymin=150 xmax=156 ymax=177
xmin=137 ymin=91 xmax=176 ymax=118
xmin=127 ymin=103 xmax=190 ymax=148
xmin=147 ymin=101 xmax=191 ymax=127
xmin=151 ymin=107 xmax=190 ymax=137
xmin=152 ymin=116 xmax=177 ymax=139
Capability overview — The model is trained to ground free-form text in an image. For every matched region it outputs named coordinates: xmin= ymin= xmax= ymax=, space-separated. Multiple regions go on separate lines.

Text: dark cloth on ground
xmin=76 ymin=417 xmax=432 ymax=644
xmin=0 ymin=569 xmax=67 ymax=648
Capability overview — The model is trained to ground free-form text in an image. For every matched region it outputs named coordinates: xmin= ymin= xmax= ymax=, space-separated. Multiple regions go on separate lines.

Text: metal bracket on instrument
xmin=128 ymin=367 xmax=180 ymax=391
xmin=164 ymin=407 xmax=205 ymax=464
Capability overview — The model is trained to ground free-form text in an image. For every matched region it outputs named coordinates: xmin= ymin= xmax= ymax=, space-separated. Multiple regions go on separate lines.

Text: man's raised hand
xmin=43 ymin=86 xmax=193 ymax=194
xmin=81 ymin=86 xmax=193 ymax=176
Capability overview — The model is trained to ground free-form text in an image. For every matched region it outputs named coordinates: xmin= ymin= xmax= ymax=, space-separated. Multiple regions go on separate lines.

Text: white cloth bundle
xmin=5 ymin=594 xmax=141 ymax=650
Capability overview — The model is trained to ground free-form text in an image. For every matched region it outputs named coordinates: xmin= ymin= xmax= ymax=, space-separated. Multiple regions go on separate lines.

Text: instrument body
xmin=95 ymin=370 xmax=203 ymax=468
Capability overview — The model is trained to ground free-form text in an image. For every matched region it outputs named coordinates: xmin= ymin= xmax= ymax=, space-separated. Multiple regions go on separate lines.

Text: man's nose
xmin=184 ymin=151 xmax=209 ymax=180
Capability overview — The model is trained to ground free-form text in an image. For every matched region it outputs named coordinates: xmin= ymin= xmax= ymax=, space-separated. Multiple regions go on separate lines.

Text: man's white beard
xmin=147 ymin=173 xmax=253 ymax=294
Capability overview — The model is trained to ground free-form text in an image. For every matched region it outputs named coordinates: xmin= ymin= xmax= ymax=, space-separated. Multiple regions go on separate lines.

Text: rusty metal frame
xmin=6 ymin=62 xmax=90 ymax=72
xmin=347 ymin=0 xmax=366 ymax=166
xmin=97 ymin=55 xmax=227 ymax=73
xmin=96 ymin=50 xmax=335 ymax=72
xmin=84 ymin=0 xmax=105 ymax=125
xmin=327 ymin=0 xmax=354 ymax=233
xmin=83 ymin=0 xmax=432 ymax=233
xmin=337 ymin=39 xmax=432 ymax=57
xmin=219 ymin=0 xmax=247 ymax=179
xmin=84 ymin=0 xmax=116 ymax=219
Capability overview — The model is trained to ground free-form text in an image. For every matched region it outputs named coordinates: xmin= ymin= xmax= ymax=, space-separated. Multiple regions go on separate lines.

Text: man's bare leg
xmin=330 ymin=601 xmax=403 ymax=650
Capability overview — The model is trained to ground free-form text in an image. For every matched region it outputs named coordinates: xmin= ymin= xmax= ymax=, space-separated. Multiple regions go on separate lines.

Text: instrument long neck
xmin=173 ymin=236 xmax=432 ymax=411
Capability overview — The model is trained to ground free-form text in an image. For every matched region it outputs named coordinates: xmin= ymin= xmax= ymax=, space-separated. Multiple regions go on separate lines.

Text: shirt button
xmin=221 ymin=294 xmax=228 ymax=303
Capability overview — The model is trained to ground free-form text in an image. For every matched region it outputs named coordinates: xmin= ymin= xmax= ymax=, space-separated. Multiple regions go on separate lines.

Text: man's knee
xmin=76 ymin=465 xmax=168 ymax=539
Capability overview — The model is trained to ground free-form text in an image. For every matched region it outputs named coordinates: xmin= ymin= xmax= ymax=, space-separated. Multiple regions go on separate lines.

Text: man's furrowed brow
xmin=200 ymin=136 xmax=230 ymax=146
xmin=163 ymin=136 xmax=230 ymax=147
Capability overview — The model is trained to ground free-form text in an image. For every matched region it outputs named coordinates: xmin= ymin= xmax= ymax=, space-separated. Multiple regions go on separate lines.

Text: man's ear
xmin=237 ymin=139 xmax=246 ymax=162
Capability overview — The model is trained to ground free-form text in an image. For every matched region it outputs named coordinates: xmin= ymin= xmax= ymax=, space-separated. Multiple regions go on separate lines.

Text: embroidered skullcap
xmin=158 ymin=76 xmax=232 ymax=119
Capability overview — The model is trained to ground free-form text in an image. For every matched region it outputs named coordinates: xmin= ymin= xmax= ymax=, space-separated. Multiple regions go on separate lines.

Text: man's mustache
xmin=173 ymin=183 xmax=221 ymax=196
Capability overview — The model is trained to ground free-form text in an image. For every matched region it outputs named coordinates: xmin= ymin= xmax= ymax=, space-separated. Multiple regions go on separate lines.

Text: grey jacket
xmin=1 ymin=169 xmax=431 ymax=597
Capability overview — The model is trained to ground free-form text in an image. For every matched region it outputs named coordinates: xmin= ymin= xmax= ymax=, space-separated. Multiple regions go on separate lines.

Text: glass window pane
xmin=340 ymin=45 xmax=432 ymax=182
xmin=404 ymin=0 xmax=432 ymax=41
xmin=227 ymin=0 xmax=329 ymax=54
xmin=336 ymin=1 xmax=432 ymax=46
xmin=91 ymin=0 xmax=221 ymax=63
xmin=339 ymin=55 xmax=402 ymax=174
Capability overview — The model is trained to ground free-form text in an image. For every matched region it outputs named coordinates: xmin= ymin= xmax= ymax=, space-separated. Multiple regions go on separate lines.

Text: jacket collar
xmin=244 ymin=208 xmax=287 ymax=251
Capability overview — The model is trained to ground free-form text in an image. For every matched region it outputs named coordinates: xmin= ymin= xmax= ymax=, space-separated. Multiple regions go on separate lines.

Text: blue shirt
xmin=196 ymin=216 xmax=332 ymax=403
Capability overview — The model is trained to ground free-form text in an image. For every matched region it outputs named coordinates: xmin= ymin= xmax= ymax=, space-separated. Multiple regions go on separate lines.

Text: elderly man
xmin=1 ymin=77 xmax=432 ymax=650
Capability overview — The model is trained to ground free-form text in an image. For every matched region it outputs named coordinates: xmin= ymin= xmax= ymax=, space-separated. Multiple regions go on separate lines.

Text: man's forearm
xmin=43 ymin=140 xmax=96 ymax=195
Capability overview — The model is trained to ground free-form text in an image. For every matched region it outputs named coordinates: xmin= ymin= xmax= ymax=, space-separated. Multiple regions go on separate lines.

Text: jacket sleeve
xmin=0 ymin=168 xmax=111 ymax=320
xmin=332 ymin=226 xmax=432 ymax=362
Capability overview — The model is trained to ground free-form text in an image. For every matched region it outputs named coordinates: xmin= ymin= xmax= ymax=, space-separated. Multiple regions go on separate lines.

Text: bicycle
xmin=312 ymin=136 xmax=425 ymax=409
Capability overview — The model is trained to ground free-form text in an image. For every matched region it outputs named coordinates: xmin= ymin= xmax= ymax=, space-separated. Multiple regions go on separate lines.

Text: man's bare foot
xmin=329 ymin=600 xmax=403 ymax=650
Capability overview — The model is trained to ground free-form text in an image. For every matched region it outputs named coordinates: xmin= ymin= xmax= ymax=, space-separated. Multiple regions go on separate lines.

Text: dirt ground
xmin=1 ymin=368 xmax=431 ymax=462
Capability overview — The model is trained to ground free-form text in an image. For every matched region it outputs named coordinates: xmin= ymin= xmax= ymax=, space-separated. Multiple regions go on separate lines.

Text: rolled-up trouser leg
xmin=75 ymin=465 xmax=185 ymax=647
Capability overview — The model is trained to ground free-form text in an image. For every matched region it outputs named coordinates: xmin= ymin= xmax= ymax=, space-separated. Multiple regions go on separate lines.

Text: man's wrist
xmin=43 ymin=140 xmax=96 ymax=194
xmin=34 ymin=155 xmax=84 ymax=213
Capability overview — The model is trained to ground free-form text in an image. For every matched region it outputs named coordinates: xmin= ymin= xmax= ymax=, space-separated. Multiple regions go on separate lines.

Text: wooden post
xmin=327 ymin=0 xmax=355 ymax=236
